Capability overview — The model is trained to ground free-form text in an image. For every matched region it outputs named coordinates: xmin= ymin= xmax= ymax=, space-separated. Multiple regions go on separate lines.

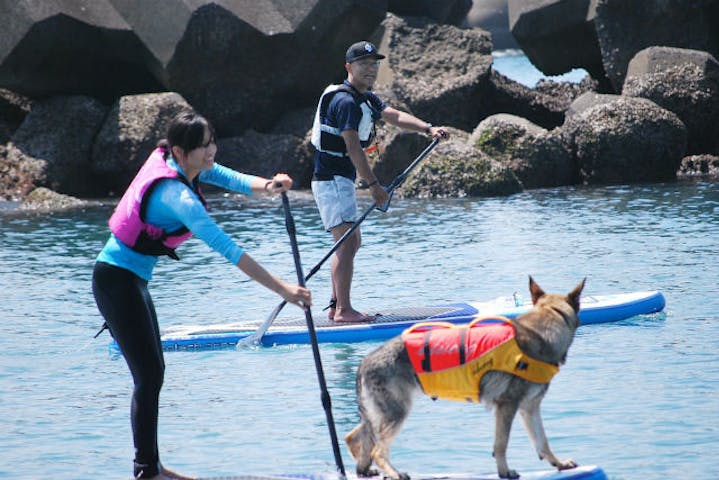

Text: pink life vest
xmin=108 ymin=147 xmax=207 ymax=260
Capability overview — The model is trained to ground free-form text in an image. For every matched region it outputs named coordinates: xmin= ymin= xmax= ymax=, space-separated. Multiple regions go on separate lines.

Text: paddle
xmin=280 ymin=192 xmax=346 ymax=478
xmin=237 ymin=138 xmax=440 ymax=347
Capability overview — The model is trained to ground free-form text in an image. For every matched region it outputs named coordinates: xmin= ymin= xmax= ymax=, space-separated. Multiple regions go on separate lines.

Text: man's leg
xmin=312 ymin=176 xmax=374 ymax=322
xmin=330 ymin=222 xmax=369 ymax=322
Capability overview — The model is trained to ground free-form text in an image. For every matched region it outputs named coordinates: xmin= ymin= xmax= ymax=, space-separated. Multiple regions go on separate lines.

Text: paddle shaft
xmin=248 ymin=138 xmax=441 ymax=341
xmin=281 ymin=193 xmax=346 ymax=478
xmin=308 ymin=137 xmax=440 ymax=277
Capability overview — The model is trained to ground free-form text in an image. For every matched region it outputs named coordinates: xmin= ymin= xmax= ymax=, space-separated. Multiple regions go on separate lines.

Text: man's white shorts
xmin=311 ymin=175 xmax=358 ymax=232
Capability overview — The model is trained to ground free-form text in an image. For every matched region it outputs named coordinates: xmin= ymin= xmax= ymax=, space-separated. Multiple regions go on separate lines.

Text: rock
xmin=90 ymin=92 xmax=191 ymax=195
xmin=366 ymin=129 xmax=432 ymax=186
xmin=373 ymin=14 xmax=494 ymax=131
xmin=470 ymin=114 xmax=577 ymax=189
xmin=10 ymin=95 xmax=108 ymax=197
xmin=0 ymin=1 xmax=387 ymax=135
xmin=388 ymin=0 xmax=473 ymax=25
xmin=0 ymin=143 xmax=46 ymax=201
xmin=565 ymin=91 xmax=621 ymax=120
xmin=367 ymin=126 xmax=468 ymax=186
xmin=216 ymin=130 xmax=313 ymax=189
xmin=471 ymin=113 xmax=546 ymax=139
xmin=270 ymin=107 xmax=315 ymax=137
xmin=622 ymin=47 xmax=719 ymax=155
xmin=534 ymin=77 xmax=598 ymax=107
xmin=464 ymin=0 xmax=519 ymax=50
xmin=678 ymin=154 xmax=719 ymax=178
xmin=110 ymin=0 xmax=387 ymax=136
xmin=561 ymin=96 xmax=687 ymax=184
xmin=481 ymin=70 xmax=597 ymax=129
xmin=508 ymin=0 xmax=611 ymax=91
xmin=0 ymin=1 xmax=163 ymax=101
xmin=595 ymin=0 xmax=719 ymax=91
xmin=399 ymin=140 xmax=522 ymax=198
xmin=0 ymin=88 xmax=32 ymax=144
xmin=18 ymin=187 xmax=89 ymax=212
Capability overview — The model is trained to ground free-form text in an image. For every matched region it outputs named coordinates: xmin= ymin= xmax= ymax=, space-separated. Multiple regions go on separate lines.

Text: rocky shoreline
xmin=1 ymin=0 xmax=718 ymax=213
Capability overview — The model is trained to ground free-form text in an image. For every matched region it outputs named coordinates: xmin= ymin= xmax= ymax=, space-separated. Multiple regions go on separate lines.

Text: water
xmin=493 ymin=50 xmax=589 ymax=87
xmin=2 ymin=180 xmax=718 ymax=480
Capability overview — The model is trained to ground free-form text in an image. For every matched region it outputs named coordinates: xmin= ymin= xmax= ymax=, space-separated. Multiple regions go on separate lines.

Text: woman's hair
xmin=157 ymin=110 xmax=216 ymax=157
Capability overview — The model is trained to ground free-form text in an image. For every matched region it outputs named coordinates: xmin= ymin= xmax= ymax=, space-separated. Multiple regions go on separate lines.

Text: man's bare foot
xmin=333 ymin=308 xmax=376 ymax=323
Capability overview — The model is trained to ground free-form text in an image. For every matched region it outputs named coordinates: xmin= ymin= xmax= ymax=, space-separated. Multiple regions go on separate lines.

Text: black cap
xmin=345 ymin=41 xmax=385 ymax=63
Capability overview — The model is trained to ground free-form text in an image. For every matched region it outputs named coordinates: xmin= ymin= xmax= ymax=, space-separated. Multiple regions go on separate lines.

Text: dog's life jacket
xmin=108 ymin=147 xmax=207 ymax=260
xmin=402 ymin=316 xmax=559 ymax=403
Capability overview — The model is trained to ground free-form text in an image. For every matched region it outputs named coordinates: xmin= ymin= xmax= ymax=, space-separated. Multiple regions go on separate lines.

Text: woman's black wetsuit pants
xmin=92 ymin=261 xmax=165 ymax=478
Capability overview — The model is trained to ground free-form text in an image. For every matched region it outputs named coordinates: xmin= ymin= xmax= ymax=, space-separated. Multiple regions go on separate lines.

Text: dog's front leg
xmin=519 ymin=398 xmax=577 ymax=471
xmin=493 ymin=402 xmax=520 ymax=479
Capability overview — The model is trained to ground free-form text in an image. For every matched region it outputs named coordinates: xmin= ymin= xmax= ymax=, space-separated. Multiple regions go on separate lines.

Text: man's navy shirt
xmin=313 ymin=82 xmax=386 ymax=180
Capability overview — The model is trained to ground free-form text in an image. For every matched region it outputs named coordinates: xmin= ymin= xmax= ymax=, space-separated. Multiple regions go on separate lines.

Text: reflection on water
xmin=1 ymin=181 xmax=718 ymax=480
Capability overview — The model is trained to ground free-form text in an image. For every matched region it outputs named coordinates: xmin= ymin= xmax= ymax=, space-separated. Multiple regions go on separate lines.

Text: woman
xmin=92 ymin=110 xmax=311 ymax=480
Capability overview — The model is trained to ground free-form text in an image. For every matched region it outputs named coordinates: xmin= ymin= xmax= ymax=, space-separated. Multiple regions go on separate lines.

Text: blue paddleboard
xmin=111 ymin=290 xmax=664 ymax=351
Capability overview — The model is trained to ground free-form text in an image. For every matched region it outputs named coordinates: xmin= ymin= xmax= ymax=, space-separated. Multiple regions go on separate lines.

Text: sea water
xmin=2 ymin=182 xmax=718 ymax=480
xmin=1 ymin=55 xmax=718 ymax=480
xmin=492 ymin=50 xmax=588 ymax=87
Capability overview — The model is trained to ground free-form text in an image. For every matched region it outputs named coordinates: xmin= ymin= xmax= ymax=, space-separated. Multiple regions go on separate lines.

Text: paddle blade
xmin=235 ymin=337 xmax=262 ymax=349
xmin=235 ymin=301 xmax=285 ymax=348
xmin=235 ymin=331 xmax=262 ymax=348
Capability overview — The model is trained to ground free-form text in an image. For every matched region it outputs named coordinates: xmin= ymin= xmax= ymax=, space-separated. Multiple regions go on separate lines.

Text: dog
xmin=345 ymin=276 xmax=585 ymax=480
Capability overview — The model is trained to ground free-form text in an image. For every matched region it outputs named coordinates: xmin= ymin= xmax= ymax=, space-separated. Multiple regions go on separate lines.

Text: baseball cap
xmin=345 ymin=41 xmax=385 ymax=63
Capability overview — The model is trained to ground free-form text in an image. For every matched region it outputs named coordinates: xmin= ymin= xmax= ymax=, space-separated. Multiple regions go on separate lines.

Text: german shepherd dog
xmin=345 ymin=277 xmax=585 ymax=480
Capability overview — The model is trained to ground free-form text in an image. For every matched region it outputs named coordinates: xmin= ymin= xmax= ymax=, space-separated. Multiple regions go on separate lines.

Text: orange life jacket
xmin=402 ymin=316 xmax=559 ymax=403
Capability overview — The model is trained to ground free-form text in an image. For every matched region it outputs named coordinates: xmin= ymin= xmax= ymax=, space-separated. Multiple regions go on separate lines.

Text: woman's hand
xmin=280 ymin=281 xmax=312 ymax=308
xmin=266 ymin=173 xmax=293 ymax=194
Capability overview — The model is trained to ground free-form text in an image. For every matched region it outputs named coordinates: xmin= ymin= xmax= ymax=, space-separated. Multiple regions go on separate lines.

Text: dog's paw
xmin=357 ymin=468 xmax=380 ymax=477
xmin=498 ymin=469 xmax=519 ymax=479
xmin=555 ymin=459 xmax=578 ymax=471
xmin=381 ymin=473 xmax=410 ymax=480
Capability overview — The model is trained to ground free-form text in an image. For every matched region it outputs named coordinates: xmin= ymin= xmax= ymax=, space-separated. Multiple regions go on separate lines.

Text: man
xmin=310 ymin=40 xmax=450 ymax=323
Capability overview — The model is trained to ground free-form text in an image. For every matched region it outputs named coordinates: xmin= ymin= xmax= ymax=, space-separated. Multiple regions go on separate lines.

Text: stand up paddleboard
xmin=197 ymin=465 xmax=607 ymax=480
xmin=111 ymin=290 xmax=665 ymax=351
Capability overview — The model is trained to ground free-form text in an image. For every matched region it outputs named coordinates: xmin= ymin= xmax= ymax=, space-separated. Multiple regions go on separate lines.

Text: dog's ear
xmin=529 ymin=275 xmax=545 ymax=304
xmin=567 ymin=277 xmax=586 ymax=312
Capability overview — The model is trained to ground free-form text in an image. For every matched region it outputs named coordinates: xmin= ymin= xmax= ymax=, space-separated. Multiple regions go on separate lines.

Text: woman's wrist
xmin=263 ymin=180 xmax=273 ymax=192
